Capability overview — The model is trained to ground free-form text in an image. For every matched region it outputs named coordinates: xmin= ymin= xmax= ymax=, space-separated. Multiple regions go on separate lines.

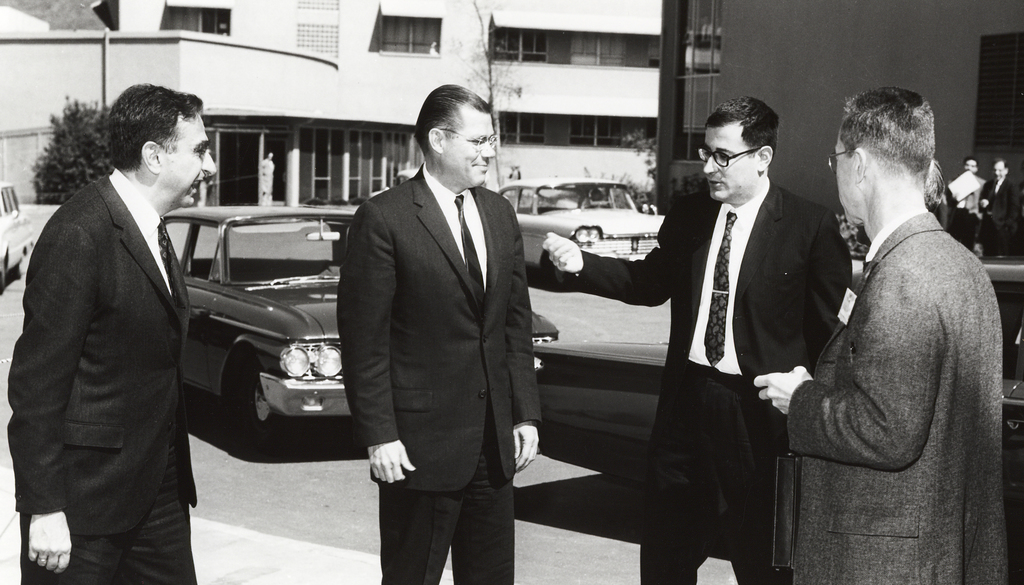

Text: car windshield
xmin=225 ymin=219 xmax=348 ymax=284
xmin=535 ymin=184 xmax=637 ymax=214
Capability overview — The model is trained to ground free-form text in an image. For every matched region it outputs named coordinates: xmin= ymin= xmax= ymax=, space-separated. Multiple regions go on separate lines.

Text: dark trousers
xmin=21 ymin=443 xmax=197 ymax=585
xmin=640 ymin=362 xmax=791 ymax=585
xmin=378 ymin=412 xmax=514 ymax=585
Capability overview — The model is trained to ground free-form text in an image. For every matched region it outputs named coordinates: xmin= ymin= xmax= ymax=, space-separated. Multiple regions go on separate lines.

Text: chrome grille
xmin=582 ymin=235 xmax=658 ymax=256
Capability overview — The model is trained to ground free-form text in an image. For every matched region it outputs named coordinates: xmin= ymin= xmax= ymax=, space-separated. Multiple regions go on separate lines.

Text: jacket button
xmin=478 ymin=389 xmax=487 ymax=398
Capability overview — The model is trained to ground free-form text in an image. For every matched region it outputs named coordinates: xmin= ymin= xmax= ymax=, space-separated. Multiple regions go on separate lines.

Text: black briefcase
xmin=772 ymin=453 xmax=801 ymax=568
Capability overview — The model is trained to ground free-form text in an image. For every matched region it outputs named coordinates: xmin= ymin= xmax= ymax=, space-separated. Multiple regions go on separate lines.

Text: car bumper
xmin=258 ymin=373 xmax=350 ymax=417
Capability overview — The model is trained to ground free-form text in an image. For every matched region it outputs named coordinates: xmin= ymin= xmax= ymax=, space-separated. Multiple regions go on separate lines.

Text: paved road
xmin=0 ymin=204 xmax=738 ymax=584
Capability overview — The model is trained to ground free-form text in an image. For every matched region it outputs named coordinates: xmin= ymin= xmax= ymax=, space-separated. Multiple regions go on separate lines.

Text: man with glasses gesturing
xmin=544 ymin=96 xmax=850 ymax=584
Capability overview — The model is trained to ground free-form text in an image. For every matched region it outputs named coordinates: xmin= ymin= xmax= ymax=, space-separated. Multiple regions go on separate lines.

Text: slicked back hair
xmin=109 ymin=84 xmax=204 ymax=172
xmin=705 ymin=96 xmax=779 ymax=152
xmin=839 ymin=87 xmax=934 ymax=184
xmin=414 ymin=85 xmax=491 ymax=153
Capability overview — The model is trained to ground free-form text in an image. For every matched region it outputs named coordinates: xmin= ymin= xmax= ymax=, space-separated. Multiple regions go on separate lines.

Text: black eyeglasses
xmin=439 ymin=129 xmax=498 ymax=152
xmin=828 ymin=149 xmax=854 ymax=174
xmin=698 ymin=146 xmax=762 ymax=168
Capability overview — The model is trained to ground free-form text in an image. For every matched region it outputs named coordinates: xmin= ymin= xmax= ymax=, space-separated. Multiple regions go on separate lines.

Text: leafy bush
xmin=33 ymin=99 xmax=111 ymax=204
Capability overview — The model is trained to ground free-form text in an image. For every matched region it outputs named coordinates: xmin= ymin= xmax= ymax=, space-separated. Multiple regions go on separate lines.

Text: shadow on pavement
xmin=183 ymin=386 xmax=365 ymax=464
xmin=514 ymin=474 xmax=642 ymax=544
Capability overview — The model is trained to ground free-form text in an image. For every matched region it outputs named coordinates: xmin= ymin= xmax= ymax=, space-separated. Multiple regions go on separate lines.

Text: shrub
xmin=33 ymin=99 xmax=111 ymax=204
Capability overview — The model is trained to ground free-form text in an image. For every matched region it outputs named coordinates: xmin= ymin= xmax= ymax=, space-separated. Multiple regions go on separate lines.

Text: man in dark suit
xmin=756 ymin=86 xmax=1007 ymax=584
xmin=337 ymin=84 xmax=540 ymax=585
xmin=7 ymin=84 xmax=215 ymax=583
xmin=978 ymin=157 xmax=1017 ymax=255
xmin=543 ymin=97 xmax=851 ymax=584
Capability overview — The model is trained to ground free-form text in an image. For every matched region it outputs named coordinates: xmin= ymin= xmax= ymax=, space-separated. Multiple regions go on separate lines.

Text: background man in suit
xmin=543 ymin=97 xmax=851 ymax=585
xmin=945 ymin=155 xmax=983 ymax=252
xmin=756 ymin=86 xmax=1007 ymax=584
xmin=7 ymin=84 xmax=215 ymax=583
xmin=978 ymin=157 xmax=1018 ymax=255
xmin=338 ymin=84 xmax=540 ymax=585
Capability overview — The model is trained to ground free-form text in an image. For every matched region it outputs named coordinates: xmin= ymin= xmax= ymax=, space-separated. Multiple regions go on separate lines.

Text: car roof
xmin=0 ymin=181 xmax=13 ymax=188
xmin=500 ymin=177 xmax=629 ymax=191
xmin=166 ymin=205 xmax=357 ymax=223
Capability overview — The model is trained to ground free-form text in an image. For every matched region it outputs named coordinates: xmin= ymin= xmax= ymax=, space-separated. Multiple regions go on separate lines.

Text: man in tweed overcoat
xmin=756 ymin=87 xmax=1007 ymax=584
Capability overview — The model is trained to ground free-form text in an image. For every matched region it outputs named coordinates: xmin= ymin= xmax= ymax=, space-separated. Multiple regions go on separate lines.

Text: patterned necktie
xmin=704 ymin=211 xmax=737 ymax=366
xmin=454 ymin=194 xmax=485 ymax=302
xmin=157 ymin=220 xmax=186 ymax=307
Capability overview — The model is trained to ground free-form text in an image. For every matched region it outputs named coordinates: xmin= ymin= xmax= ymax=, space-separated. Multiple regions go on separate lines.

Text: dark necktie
xmin=704 ymin=211 xmax=737 ymax=366
xmin=454 ymin=194 xmax=485 ymax=301
xmin=157 ymin=220 xmax=186 ymax=308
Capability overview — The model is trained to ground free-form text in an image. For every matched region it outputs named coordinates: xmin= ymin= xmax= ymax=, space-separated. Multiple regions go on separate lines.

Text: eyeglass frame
xmin=437 ymin=128 xmax=499 ymax=151
xmin=697 ymin=145 xmax=763 ymax=168
xmin=828 ymin=149 xmax=855 ymax=174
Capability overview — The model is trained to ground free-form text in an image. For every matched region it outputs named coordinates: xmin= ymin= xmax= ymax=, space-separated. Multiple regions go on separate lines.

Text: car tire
xmin=230 ymin=353 xmax=282 ymax=451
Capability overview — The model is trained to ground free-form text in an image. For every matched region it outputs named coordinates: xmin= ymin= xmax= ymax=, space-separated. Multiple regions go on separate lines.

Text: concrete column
xmin=286 ymin=129 xmax=300 ymax=207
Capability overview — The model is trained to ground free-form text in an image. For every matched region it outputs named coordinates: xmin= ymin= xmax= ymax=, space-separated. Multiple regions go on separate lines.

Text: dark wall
xmin=712 ymin=0 xmax=1024 ymax=211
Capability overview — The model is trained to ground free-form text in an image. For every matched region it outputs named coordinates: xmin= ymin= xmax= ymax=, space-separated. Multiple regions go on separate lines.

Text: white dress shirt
xmin=422 ymin=165 xmax=488 ymax=289
xmin=688 ymin=184 xmax=770 ymax=375
xmin=108 ymin=169 xmax=173 ymax=294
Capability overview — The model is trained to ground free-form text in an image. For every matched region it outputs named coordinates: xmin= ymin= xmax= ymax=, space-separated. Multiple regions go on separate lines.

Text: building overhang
xmin=166 ymin=0 xmax=236 ymax=8
xmin=491 ymin=10 xmax=660 ymax=36
xmin=379 ymin=0 xmax=445 ymax=19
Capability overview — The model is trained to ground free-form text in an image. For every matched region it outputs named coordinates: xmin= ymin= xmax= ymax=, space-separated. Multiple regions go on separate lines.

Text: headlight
xmin=573 ymin=226 xmax=601 ymax=244
xmin=316 ymin=345 xmax=342 ymax=377
xmin=280 ymin=346 xmax=310 ymax=377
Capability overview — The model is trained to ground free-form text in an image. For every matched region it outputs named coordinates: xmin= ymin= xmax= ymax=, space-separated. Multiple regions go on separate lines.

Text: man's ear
xmin=756 ymin=145 xmax=774 ymax=172
xmin=141 ymin=141 xmax=163 ymax=174
xmin=852 ymin=148 xmax=868 ymax=185
xmin=427 ymin=128 xmax=446 ymax=155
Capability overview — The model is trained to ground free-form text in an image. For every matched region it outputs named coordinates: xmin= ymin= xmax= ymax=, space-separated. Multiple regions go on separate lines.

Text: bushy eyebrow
xmin=193 ymin=140 xmax=211 ymax=156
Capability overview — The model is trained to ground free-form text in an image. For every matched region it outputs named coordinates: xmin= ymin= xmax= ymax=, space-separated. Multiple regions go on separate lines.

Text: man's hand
xmin=368 ymin=440 xmax=416 ymax=483
xmin=28 ymin=511 xmax=72 ymax=574
xmin=542 ymin=233 xmax=583 ymax=274
xmin=754 ymin=366 xmax=812 ymax=415
xmin=513 ymin=422 xmax=539 ymax=473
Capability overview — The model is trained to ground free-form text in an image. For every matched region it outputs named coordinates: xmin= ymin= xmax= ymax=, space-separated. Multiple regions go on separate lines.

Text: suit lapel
xmin=735 ymin=186 xmax=783 ymax=302
xmin=690 ymin=198 xmax=719 ymax=328
xmin=473 ymin=187 xmax=497 ymax=313
xmin=97 ymin=179 xmax=187 ymax=329
xmin=412 ymin=178 xmax=485 ymax=316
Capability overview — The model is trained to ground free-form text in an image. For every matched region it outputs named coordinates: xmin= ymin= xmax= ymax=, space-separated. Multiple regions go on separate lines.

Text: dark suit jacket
xmin=7 ymin=177 xmax=196 ymax=536
xmin=980 ymin=177 xmax=1019 ymax=232
xmin=788 ymin=214 xmax=1006 ymax=584
xmin=572 ymin=184 xmax=851 ymax=439
xmin=337 ymin=173 xmax=541 ymax=492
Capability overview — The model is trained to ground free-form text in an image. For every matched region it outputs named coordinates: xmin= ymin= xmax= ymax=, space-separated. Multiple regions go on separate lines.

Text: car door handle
xmin=1009 ymin=420 xmax=1024 ymax=431
xmin=191 ymin=308 xmax=211 ymax=318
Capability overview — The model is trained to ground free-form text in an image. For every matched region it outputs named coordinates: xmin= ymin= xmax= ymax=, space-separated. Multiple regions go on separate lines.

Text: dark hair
xmin=414 ymin=85 xmax=491 ymax=152
xmin=962 ymin=155 xmax=977 ymax=166
xmin=993 ymin=157 xmax=1007 ymax=167
xmin=705 ymin=96 xmax=779 ymax=151
xmin=109 ymin=84 xmax=205 ymax=171
xmin=839 ymin=87 xmax=933 ymax=181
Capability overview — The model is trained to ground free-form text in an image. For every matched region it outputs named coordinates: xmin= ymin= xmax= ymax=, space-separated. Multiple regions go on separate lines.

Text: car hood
xmin=532 ymin=341 xmax=668 ymax=365
xmin=241 ymin=282 xmax=339 ymax=338
xmin=543 ymin=210 xmax=664 ymax=235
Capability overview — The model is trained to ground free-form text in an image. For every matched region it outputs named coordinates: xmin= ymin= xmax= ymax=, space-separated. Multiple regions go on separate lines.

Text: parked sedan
xmin=533 ymin=257 xmax=1024 ymax=507
xmin=164 ymin=206 xmax=558 ymax=448
xmin=0 ymin=181 xmax=34 ymax=293
xmin=499 ymin=178 xmax=663 ymax=278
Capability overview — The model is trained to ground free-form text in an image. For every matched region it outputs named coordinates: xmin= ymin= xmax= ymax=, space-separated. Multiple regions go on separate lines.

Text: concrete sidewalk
xmin=0 ymin=465 xmax=453 ymax=584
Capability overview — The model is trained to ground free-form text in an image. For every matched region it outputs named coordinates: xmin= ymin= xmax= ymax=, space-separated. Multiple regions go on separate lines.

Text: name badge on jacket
xmin=838 ymin=288 xmax=857 ymax=325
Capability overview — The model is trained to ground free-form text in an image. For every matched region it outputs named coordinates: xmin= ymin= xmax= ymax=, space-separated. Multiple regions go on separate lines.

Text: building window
xmin=648 ymin=36 xmax=660 ymax=67
xmin=570 ymin=33 xmax=626 ymax=66
xmin=164 ymin=7 xmax=230 ymax=35
xmin=674 ymin=0 xmax=723 ymax=160
xmin=493 ymin=28 xmax=547 ymax=62
xmin=381 ymin=16 xmax=442 ymax=54
xmin=501 ymin=112 xmax=545 ymax=144
xmin=298 ymin=0 xmax=339 ymax=8
xmin=570 ymin=115 xmax=622 ymax=146
xmin=975 ymin=32 xmax=1024 ymax=149
xmin=297 ymin=23 xmax=339 ymax=56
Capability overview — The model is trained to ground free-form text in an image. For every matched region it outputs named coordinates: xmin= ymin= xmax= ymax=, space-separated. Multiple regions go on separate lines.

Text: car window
xmin=164 ymin=221 xmax=190 ymax=264
xmin=6 ymin=189 xmax=18 ymax=214
xmin=225 ymin=219 xmax=349 ymax=283
xmin=502 ymin=189 xmax=518 ymax=209
xmin=190 ymin=225 xmax=221 ymax=281
xmin=0 ymin=189 xmax=10 ymax=215
xmin=536 ymin=188 xmax=581 ymax=213
xmin=518 ymin=188 xmax=537 ymax=214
